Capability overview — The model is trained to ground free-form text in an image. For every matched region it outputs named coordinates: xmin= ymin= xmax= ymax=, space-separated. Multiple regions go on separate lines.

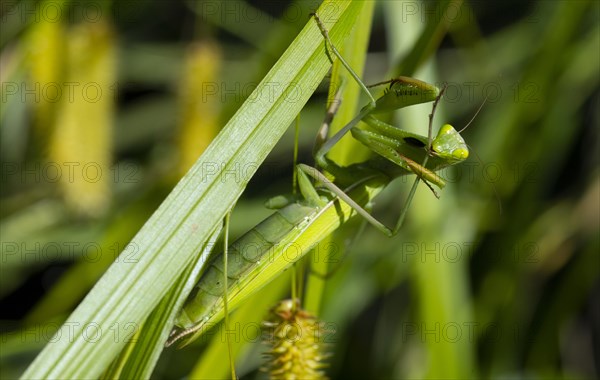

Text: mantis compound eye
xmin=453 ymin=147 xmax=469 ymax=160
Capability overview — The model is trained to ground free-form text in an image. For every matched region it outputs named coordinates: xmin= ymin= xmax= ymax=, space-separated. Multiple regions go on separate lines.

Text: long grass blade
xmin=21 ymin=2 xmax=364 ymax=378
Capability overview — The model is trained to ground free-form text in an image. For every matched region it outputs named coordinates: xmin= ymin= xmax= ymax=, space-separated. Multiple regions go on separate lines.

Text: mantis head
xmin=432 ymin=124 xmax=469 ymax=163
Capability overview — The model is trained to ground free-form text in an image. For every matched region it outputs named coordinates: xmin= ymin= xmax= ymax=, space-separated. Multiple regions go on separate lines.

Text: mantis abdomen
xmin=174 ymin=202 xmax=319 ymax=330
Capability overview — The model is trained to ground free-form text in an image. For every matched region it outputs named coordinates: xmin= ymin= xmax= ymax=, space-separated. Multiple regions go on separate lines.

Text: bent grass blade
xmin=22 ymin=2 xmax=365 ymax=378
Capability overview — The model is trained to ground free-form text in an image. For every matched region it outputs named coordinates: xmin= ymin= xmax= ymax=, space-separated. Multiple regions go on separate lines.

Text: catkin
xmin=262 ymin=299 xmax=329 ymax=380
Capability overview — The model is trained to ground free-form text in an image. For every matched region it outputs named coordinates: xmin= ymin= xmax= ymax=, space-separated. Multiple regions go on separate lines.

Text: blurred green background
xmin=1 ymin=0 xmax=598 ymax=379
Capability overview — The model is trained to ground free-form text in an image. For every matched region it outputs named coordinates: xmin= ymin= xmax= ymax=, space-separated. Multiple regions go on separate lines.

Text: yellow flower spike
xmin=25 ymin=1 xmax=66 ymax=145
xmin=262 ymin=299 xmax=330 ymax=380
xmin=178 ymin=41 xmax=222 ymax=176
xmin=50 ymin=20 xmax=115 ymax=218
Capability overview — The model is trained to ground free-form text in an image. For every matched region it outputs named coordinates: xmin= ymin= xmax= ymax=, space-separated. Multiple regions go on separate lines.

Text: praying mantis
xmin=166 ymin=13 xmax=469 ymax=348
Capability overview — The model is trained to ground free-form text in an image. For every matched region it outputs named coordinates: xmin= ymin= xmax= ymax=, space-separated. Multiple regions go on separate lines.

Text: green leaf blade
xmin=21 ymin=2 xmax=365 ymax=378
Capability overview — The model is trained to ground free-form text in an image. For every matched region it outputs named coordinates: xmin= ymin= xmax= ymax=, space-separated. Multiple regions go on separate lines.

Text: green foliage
xmin=1 ymin=0 xmax=597 ymax=379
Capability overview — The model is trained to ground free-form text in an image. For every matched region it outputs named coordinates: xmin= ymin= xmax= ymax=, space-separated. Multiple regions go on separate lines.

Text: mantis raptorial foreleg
xmin=306 ymin=12 xmax=468 ymax=236
xmin=297 ymin=92 xmax=446 ymax=238
xmin=310 ymin=13 xmax=445 ymax=169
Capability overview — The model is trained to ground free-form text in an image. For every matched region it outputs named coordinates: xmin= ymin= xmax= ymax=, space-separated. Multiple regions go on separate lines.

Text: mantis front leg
xmin=297 ymin=161 xmax=441 ymax=237
xmin=310 ymin=12 xmax=440 ymax=169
